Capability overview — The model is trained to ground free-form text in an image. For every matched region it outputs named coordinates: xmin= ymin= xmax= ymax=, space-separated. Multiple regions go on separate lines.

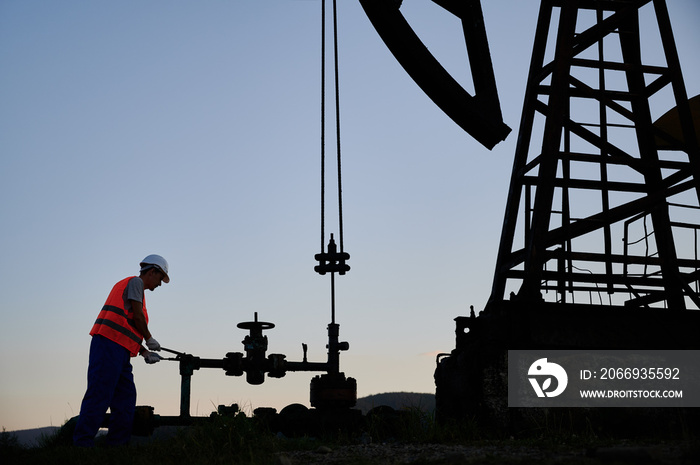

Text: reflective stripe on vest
xmin=90 ymin=276 xmax=148 ymax=357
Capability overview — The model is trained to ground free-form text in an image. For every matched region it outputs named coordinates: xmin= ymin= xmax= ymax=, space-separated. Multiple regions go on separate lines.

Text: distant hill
xmin=3 ymin=427 xmax=59 ymax=448
xmin=355 ymin=392 xmax=435 ymax=414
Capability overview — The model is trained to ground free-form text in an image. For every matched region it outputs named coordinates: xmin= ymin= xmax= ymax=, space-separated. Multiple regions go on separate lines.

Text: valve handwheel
xmin=237 ymin=320 xmax=275 ymax=331
xmin=237 ymin=312 xmax=275 ymax=331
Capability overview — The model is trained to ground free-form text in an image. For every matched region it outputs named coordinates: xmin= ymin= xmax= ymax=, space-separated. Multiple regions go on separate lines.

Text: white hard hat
xmin=140 ymin=254 xmax=170 ymax=283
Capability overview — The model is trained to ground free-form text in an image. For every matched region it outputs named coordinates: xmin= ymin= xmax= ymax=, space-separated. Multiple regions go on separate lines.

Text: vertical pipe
xmin=330 ymin=271 xmax=336 ymax=324
xmin=180 ymin=373 xmax=191 ymax=418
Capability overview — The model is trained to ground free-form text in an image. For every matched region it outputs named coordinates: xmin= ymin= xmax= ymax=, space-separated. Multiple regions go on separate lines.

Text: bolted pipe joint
xmin=268 ymin=353 xmax=287 ymax=378
xmin=223 ymin=352 xmax=244 ymax=377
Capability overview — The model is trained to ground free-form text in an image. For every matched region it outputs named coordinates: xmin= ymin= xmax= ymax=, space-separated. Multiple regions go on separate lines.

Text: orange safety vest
xmin=90 ymin=276 xmax=149 ymax=357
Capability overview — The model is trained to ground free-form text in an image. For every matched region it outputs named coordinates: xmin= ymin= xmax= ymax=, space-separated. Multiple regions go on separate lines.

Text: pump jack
xmin=61 ymin=0 xmax=700 ymax=440
xmin=360 ymin=0 xmax=700 ymax=432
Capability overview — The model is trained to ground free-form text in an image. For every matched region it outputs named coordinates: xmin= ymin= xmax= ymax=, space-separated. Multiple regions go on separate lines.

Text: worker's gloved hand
xmin=143 ymin=351 xmax=162 ymax=364
xmin=146 ymin=337 xmax=161 ymax=351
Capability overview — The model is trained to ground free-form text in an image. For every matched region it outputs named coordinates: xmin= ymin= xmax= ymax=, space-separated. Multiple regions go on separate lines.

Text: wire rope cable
xmin=320 ymin=0 xmax=326 ymax=253
xmin=332 ymin=0 xmax=345 ymax=254
xmin=317 ymin=0 xmax=348 ymax=323
xmin=319 ymin=0 xmax=346 ymax=254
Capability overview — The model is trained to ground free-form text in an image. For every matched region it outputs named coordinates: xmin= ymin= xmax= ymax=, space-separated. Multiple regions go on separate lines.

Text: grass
xmin=2 ymin=413 xmax=284 ymax=465
xmin=2 ymin=408 xmax=698 ymax=465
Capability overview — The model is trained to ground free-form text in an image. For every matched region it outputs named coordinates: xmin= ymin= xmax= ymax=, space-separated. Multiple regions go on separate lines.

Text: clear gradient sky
xmin=2 ymin=1 xmax=699 ymax=432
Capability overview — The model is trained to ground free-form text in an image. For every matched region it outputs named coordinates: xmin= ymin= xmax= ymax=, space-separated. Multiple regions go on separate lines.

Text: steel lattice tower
xmin=490 ymin=0 xmax=700 ymax=310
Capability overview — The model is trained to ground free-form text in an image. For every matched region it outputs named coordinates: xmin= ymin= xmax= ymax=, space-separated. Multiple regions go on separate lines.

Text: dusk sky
xmin=2 ymin=0 xmax=699 ymax=432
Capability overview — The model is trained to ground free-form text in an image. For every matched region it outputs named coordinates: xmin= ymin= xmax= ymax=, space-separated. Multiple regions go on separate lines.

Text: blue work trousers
xmin=73 ymin=335 xmax=137 ymax=447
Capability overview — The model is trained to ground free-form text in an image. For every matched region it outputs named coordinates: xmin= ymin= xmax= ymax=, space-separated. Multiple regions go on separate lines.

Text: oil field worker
xmin=73 ymin=254 xmax=170 ymax=447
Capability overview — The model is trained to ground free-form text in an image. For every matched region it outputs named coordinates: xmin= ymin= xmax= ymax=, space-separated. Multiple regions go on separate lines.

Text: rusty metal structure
xmin=360 ymin=0 xmax=700 ymax=430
